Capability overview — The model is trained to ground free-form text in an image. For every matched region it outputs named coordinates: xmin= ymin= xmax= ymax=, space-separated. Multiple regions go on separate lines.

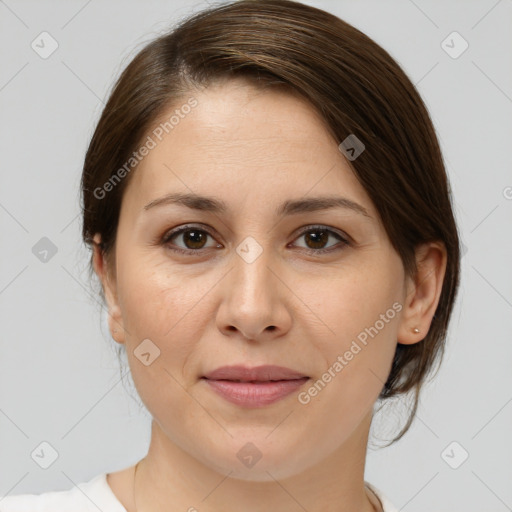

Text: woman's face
xmin=97 ymin=78 xmax=415 ymax=481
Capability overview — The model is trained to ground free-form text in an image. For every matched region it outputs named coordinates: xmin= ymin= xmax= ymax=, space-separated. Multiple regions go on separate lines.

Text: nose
xmin=215 ymin=242 xmax=292 ymax=342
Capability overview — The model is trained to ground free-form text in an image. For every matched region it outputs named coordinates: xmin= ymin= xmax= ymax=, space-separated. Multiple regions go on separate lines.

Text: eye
xmin=161 ymin=225 xmax=220 ymax=255
xmin=291 ymin=225 xmax=349 ymax=254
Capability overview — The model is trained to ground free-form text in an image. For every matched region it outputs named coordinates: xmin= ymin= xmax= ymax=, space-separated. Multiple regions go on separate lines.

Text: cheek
xmin=117 ymin=251 xmax=209 ymax=336
xmin=294 ymin=291 xmax=400 ymax=454
xmin=299 ymin=263 xmax=401 ymax=407
xmin=305 ymin=261 xmax=402 ymax=348
xmin=115 ymin=255 xmax=212 ymax=388
xmin=117 ymin=266 xmax=211 ymax=425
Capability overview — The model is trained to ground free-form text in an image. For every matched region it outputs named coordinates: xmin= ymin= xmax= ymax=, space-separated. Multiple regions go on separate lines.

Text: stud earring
xmin=413 ymin=328 xmax=420 ymax=333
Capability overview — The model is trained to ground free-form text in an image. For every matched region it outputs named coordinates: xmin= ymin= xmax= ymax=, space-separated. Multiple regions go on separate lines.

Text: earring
xmin=413 ymin=328 xmax=420 ymax=333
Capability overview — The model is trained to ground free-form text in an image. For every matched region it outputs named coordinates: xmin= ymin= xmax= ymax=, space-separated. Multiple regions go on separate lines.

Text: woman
xmin=1 ymin=0 xmax=460 ymax=510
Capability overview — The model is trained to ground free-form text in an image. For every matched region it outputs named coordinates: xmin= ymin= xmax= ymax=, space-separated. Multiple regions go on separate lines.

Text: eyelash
xmin=160 ymin=224 xmax=350 ymax=256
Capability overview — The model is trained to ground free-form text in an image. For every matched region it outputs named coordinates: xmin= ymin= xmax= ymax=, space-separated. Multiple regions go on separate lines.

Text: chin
xmin=194 ymin=435 xmax=317 ymax=482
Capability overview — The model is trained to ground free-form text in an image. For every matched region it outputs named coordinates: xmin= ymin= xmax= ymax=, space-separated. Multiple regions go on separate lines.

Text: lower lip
xmin=203 ymin=377 xmax=309 ymax=407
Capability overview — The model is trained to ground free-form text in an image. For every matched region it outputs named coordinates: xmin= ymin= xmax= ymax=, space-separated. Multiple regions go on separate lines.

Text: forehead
xmin=124 ymin=78 xmax=376 ymax=218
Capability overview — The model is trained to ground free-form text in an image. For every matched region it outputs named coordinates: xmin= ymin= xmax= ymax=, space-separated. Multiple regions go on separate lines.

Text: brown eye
xmin=162 ymin=226 xmax=220 ymax=254
xmin=178 ymin=229 xmax=208 ymax=249
xmin=292 ymin=226 xmax=349 ymax=254
xmin=303 ymin=230 xmax=329 ymax=249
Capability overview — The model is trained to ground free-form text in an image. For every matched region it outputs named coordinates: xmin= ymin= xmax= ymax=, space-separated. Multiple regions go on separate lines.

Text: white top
xmin=0 ymin=473 xmax=398 ymax=512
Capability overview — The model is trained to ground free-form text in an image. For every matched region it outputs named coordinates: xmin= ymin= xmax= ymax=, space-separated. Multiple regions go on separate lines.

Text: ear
xmin=397 ymin=241 xmax=447 ymax=345
xmin=92 ymin=234 xmax=125 ymax=344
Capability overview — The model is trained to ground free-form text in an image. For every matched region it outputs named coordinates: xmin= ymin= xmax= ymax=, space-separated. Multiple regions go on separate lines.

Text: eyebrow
xmin=143 ymin=192 xmax=371 ymax=218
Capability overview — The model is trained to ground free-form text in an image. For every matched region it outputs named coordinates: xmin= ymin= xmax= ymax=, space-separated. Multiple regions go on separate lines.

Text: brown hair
xmin=81 ymin=0 xmax=460 ymax=443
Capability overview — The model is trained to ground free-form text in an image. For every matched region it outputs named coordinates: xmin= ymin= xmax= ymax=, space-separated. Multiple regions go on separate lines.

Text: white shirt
xmin=0 ymin=473 xmax=399 ymax=512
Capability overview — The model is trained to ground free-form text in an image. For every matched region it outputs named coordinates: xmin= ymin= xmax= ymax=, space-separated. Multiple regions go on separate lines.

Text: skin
xmin=93 ymin=77 xmax=447 ymax=512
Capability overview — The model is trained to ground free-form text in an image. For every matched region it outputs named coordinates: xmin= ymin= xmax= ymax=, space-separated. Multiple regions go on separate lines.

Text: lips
xmin=202 ymin=364 xmax=308 ymax=382
xmin=201 ymin=365 xmax=310 ymax=407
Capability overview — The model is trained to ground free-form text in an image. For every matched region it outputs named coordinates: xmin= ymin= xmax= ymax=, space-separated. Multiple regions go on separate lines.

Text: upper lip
xmin=202 ymin=365 xmax=308 ymax=382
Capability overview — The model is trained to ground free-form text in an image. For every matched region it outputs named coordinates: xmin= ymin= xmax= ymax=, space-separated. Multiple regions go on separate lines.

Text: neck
xmin=133 ymin=414 xmax=379 ymax=512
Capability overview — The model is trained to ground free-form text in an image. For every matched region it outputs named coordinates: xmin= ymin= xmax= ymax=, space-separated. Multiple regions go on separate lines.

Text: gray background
xmin=0 ymin=0 xmax=511 ymax=510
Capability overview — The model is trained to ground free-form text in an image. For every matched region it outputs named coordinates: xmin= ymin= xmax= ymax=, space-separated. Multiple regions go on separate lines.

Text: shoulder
xmin=0 ymin=473 xmax=127 ymax=512
xmin=365 ymin=481 xmax=399 ymax=512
